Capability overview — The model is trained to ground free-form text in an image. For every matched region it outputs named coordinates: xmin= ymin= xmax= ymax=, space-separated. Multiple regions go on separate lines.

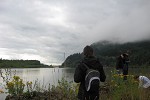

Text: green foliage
xmin=109 ymin=70 xmax=150 ymax=99
xmin=50 ymin=78 xmax=77 ymax=100
xmin=99 ymin=69 xmax=150 ymax=100
xmin=4 ymin=77 xmax=78 ymax=100
xmin=6 ymin=76 xmax=25 ymax=95
xmin=109 ymin=71 xmax=139 ymax=99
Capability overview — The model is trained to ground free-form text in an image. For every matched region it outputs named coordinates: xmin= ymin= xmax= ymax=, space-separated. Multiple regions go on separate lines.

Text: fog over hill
xmin=62 ymin=40 xmax=150 ymax=68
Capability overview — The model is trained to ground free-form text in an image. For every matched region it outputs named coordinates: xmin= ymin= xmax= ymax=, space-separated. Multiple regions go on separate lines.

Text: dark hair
xmin=123 ymin=53 xmax=128 ymax=57
xmin=83 ymin=45 xmax=94 ymax=57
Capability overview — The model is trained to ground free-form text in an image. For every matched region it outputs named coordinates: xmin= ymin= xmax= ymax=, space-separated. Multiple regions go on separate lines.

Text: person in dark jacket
xmin=116 ymin=53 xmax=130 ymax=80
xmin=116 ymin=54 xmax=124 ymax=75
xmin=122 ymin=53 xmax=130 ymax=80
xmin=74 ymin=45 xmax=106 ymax=100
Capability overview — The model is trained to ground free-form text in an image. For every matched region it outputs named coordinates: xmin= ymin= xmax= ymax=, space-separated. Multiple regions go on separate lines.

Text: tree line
xmin=0 ymin=59 xmax=53 ymax=68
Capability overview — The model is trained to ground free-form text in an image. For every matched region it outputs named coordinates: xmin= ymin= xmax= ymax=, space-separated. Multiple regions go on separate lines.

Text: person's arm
xmin=74 ymin=64 xmax=84 ymax=83
xmin=98 ymin=62 xmax=106 ymax=82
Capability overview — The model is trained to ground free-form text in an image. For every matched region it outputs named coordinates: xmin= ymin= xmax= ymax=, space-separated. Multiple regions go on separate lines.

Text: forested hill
xmin=61 ymin=40 xmax=150 ymax=68
xmin=0 ymin=59 xmax=53 ymax=68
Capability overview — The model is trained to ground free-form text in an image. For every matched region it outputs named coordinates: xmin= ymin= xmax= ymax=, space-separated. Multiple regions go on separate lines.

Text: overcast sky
xmin=0 ymin=0 xmax=150 ymax=65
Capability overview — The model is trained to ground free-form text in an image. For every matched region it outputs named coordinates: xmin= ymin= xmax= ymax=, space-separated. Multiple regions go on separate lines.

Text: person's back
xmin=134 ymin=75 xmax=150 ymax=88
xmin=74 ymin=45 xmax=106 ymax=100
xmin=122 ymin=53 xmax=129 ymax=80
xmin=116 ymin=55 xmax=123 ymax=69
xmin=139 ymin=76 xmax=150 ymax=88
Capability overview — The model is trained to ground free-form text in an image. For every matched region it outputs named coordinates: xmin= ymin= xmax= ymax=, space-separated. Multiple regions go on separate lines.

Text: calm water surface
xmin=0 ymin=67 xmax=149 ymax=100
xmin=0 ymin=68 xmax=75 ymax=100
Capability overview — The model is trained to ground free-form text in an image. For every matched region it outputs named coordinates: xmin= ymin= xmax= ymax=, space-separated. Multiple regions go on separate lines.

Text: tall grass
xmin=100 ymin=69 xmax=150 ymax=100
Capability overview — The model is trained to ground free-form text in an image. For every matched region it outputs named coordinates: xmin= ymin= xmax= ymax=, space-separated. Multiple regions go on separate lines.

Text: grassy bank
xmin=1 ymin=69 xmax=150 ymax=100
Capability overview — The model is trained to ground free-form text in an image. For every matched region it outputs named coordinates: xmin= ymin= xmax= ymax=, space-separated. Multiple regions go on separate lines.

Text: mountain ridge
xmin=62 ymin=40 xmax=150 ymax=68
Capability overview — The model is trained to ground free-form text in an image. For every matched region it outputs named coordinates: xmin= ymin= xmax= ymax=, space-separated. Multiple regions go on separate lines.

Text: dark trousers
xmin=85 ymin=91 xmax=99 ymax=100
xmin=123 ymin=64 xmax=128 ymax=80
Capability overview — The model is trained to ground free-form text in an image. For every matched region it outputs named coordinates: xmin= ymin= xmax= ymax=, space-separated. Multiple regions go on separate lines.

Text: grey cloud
xmin=0 ymin=0 xmax=150 ymax=65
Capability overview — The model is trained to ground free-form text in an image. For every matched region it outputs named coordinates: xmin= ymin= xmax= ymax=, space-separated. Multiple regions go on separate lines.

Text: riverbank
xmin=3 ymin=74 xmax=150 ymax=100
xmin=1 ymin=68 xmax=150 ymax=100
xmin=4 ymin=81 xmax=150 ymax=100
